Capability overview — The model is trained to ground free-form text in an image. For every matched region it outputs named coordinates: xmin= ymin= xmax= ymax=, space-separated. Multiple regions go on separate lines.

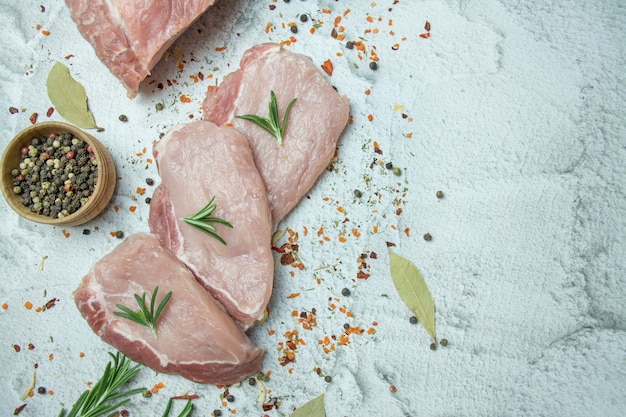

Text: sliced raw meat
xmin=149 ymin=120 xmax=273 ymax=328
xmin=74 ymin=232 xmax=264 ymax=385
xmin=65 ymin=0 xmax=216 ymax=97
xmin=202 ymin=43 xmax=350 ymax=228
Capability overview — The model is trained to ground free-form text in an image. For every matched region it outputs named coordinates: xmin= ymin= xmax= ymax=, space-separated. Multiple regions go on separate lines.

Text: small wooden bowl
xmin=1 ymin=122 xmax=116 ymax=226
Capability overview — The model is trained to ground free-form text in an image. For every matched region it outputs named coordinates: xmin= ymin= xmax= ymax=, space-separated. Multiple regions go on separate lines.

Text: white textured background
xmin=1 ymin=1 xmax=625 ymax=416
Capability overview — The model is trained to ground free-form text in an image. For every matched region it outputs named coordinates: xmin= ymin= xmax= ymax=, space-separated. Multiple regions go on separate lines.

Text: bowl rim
xmin=1 ymin=121 xmax=116 ymax=226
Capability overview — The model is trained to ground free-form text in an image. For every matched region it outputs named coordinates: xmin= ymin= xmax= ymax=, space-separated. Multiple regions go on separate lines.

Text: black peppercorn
xmin=341 ymin=288 xmax=351 ymax=296
xmin=369 ymin=61 xmax=378 ymax=70
xmin=300 ymin=14 xmax=308 ymax=22
xmin=324 ymin=375 xmax=332 ymax=382
xmin=118 ymin=114 xmax=128 ymax=122
xmin=409 ymin=316 xmax=418 ymax=324
xmin=226 ymin=394 xmax=235 ymax=402
xmin=290 ymin=25 xmax=298 ymax=33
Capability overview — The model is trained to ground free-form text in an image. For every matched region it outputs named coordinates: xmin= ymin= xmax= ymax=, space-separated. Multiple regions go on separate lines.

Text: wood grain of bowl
xmin=1 ymin=122 xmax=116 ymax=226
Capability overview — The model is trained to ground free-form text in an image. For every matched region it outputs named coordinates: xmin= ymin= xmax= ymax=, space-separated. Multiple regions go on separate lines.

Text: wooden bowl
xmin=1 ymin=122 xmax=116 ymax=226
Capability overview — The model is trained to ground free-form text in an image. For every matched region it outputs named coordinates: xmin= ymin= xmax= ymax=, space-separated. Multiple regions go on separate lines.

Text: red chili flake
xmin=385 ymin=241 xmax=396 ymax=247
xmin=424 ymin=21 xmax=431 ymax=31
xmin=13 ymin=404 xmax=27 ymax=415
xmin=321 ymin=59 xmax=333 ymax=76
xmin=13 ymin=344 xmax=21 ymax=352
xmin=9 ymin=107 xmax=19 ymax=114
xmin=356 ymin=271 xmax=371 ymax=279
xmin=280 ymin=252 xmax=295 ymax=265
xmin=46 ymin=107 xmax=54 ymax=117
xmin=369 ymin=251 xmax=378 ymax=259
xmin=64 ymin=54 xmax=74 ymax=59
xmin=44 ymin=298 xmax=58 ymax=310
xmin=395 ymin=208 xmax=403 ymax=216
xmin=120 ymin=410 xmax=129 ymax=417
xmin=419 ymin=32 xmax=431 ymax=39
xmin=28 ymin=343 xmax=35 ymax=350
xmin=29 ymin=112 xmax=38 ymax=124
xmin=40 ymin=5 xmax=45 ymax=12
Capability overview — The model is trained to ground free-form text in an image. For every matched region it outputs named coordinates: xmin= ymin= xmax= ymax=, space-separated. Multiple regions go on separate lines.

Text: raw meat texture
xmin=74 ymin=232 xmax=264 ymax=385
xmin=149 ymin=120 xmax=274 ymax=329
xmin=202 ymin=43 xmax=350 ymax=228
xmin=65 ymin=0 xmax=216 ymax=97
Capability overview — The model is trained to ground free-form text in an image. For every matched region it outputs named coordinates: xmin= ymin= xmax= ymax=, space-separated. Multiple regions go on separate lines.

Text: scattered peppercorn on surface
xmin=1 ymin=1 xmax=625 ymax=416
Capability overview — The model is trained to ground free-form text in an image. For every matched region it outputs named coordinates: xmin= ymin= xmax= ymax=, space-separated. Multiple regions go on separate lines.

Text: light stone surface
xmin=0 ymin=1 xmax=624 ymax=416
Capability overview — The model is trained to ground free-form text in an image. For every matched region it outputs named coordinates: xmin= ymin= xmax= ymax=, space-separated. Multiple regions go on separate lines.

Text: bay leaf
xmin=388 ymin=249 xmax=436 ymax=341
xmin=46 ymin=62 xmax=98 ymax=129
xmin=290 ymin=393 xmax=325 ymax=417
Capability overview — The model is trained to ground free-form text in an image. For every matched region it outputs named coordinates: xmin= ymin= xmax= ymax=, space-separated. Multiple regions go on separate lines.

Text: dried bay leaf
xmin=388 ymin=249 xmax=436 ymax=341
xmin=290 ymin=393 xmax=325 ymax=417
xmin=46 ymin=62 xmax=98 ymax=129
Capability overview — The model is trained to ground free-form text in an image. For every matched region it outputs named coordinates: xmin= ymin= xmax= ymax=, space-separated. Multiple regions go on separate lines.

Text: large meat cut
xmin=149 ymin=120 xmax=274 ymax=328
xmin=74 ymin=232 xmax=264 ymax=385
xmin=65 ymin=0 xmax=216 ymax=97
xmin=202 ymin=43 xmax=350 ymax=228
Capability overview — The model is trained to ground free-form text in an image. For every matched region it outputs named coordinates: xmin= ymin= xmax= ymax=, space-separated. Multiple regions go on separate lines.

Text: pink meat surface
xmin=202 ymin=43 xmax=350 ymax=228
xmin=74 ymin=232 xmax=264 ymax=385
xmin=149 ymin=120 xmax=274 ymax=328
xmin=65 ymin=0 xmax=216 ymax=97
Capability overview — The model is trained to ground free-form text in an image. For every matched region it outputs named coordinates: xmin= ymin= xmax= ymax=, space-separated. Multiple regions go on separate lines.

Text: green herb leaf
xmin=46 ymin=62 xmax=99 ymax=129
xmin=61 ymin=352 xmax=144 ymax=417
xmin=290 ymin=394 xmax=325 ymax=417
xmin=162 ymin=398 xmax=194 ymax=417
xmin=235 ymin=90 xmax=297 ymax=146
xmin=181 ymin=196 xmax=233 ymax=245
xmin=388 ymin=249 xmax=436 ymax=341
xmin=114 ymin=286 xmax=172 ymax=338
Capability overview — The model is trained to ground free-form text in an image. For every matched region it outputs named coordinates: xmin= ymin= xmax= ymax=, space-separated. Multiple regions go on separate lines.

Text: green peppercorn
xmin=324 ymin=375 xmax=332 ymax=382
xmin=423 ymin=233 xmax=432 ymax=241
xmin=440 ymin=338 xmax=448 ymax=347
xmin=392 ymin=167 xmax=401 ymax=176
xmin=409 ymin=316 xmax=418 ymax=324
xmin=353 ymin=189 xmax=363 ymax=198
xmin=430 ymin=342 xmax=437 ymax=350
xmin=436 ymin=190 xmax=444 ymax=199
xmin=118 ymin=114 xmax=128 ymax=122
xmin=341 ymin=288 xmax=351 ymax=296
xmin=155 ymin=103 xmax=164 ymax=111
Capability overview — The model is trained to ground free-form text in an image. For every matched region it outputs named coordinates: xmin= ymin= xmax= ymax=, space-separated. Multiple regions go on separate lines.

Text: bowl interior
xmin=1 ymin=122 xmax=116 ymax=226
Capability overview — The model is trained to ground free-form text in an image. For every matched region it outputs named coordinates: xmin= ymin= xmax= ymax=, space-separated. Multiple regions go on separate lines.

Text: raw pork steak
xmin=74 ymin=232 xmax=264 ymax=385
xmin=202 ymin=43 xmax=350 ymax=228
xmin=65 ymin=0 xmax=216 ymax=97
xmin=149 ymin=120 xmax=274 ymax=328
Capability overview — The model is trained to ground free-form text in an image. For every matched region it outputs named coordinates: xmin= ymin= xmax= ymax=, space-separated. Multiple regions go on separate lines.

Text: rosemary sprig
xmin=181 ymin=196 xmax=233 ymax=245
xmin=162 ymin=398 xmax=194 ymax=417
xmin=235 ymin=90 xmax=297 ymax=146
xmin=114 ymin=286 xmax=172 ymax=338
xmin=59 ymin=352 xmax=144 ymax=417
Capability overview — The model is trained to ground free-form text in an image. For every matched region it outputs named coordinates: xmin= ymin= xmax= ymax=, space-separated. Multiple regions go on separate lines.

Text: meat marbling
xmin=65 ymin=0 xmax=216 ymax=97
xmin=202 ymin=43 xmax=350 ymax=228
xmin=74 ymin=232 xmax=264 ymax=385
xmin=149 ymin=120 xmax=274 ymax=328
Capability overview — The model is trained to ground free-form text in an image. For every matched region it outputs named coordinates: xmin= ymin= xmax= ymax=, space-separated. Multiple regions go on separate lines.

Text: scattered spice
xmin=423 ymin=233 xmax=432 ymax=241
xmin=321 ymin=59 xmax=333 ymax=76
xmin=436 ymin=190 xmax=444 ymax=199
xmin=13 ymin=404 xmax=27 ymax=415
xmin=440 ymin=338 xmax=448 ymax=347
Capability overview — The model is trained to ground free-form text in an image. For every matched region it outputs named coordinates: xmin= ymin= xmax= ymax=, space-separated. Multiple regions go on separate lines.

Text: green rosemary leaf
xmin=182 ymin=197 xmax=233 ymax=245
xmin=64 ymin=352 xmax=144 ymax=417
xmin=114 ymin=287 xmax=172 ymax=338
xmin=235 ymin=90 xmax=297 ymax=146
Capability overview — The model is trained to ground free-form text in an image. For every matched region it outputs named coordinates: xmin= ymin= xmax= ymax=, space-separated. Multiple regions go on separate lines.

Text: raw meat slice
xmin=202 ymin=43 xmax=350 ymax=228
xmin=65 ymin=0 xmax=216 ymax=97
xmin=149 ymin=120 xmax=274 ymax=328
xmin=74 ymin=232 xmax=264 ymax=385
